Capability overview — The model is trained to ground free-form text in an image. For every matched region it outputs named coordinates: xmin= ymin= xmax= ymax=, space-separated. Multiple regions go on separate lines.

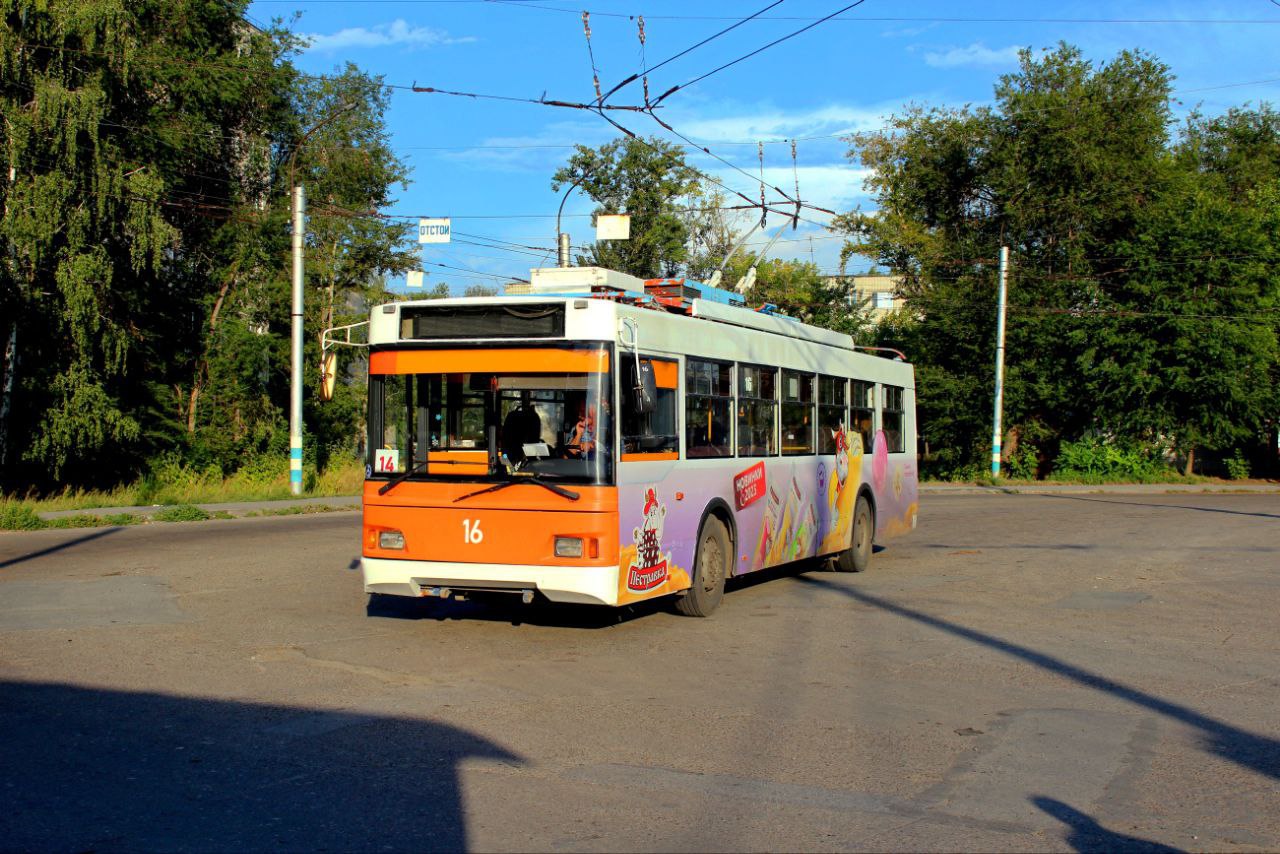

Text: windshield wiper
xmin=453 ymin=474 xmax=580 ymax=503
xmin=377 ymin=458 xmax=479 ymax=495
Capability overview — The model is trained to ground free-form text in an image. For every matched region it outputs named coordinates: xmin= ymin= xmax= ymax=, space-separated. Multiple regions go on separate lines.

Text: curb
xmin=37 ymin=495 xmax=362 ymax=523
xmin=919 ymin=483 xmax=1280 ymax=496
xmin=16 ymin=482 xmax=1279 ymax=531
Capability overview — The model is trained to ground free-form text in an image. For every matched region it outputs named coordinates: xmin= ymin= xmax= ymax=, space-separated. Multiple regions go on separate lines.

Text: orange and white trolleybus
xmin=358 ymin=267 xmax=917 ymax=616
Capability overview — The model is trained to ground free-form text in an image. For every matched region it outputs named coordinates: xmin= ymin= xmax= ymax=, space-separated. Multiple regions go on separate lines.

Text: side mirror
xmin=632 ymin=359 xmax=657 ymax=414
xmin=319 ymin=352 xmax=337 ymax=402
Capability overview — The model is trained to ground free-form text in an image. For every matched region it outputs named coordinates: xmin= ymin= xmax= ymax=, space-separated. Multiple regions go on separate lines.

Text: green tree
xmin=0 ymin=0 xmax=295 ymax=485
xmin=1081 ymin=175 xmax=1279 ymax=473
xmin=834 ymin=43 xmax=1279 ymax=476
xmin=1178 ymin=104 xmax=1280 ymax=473
xmin=681 ymin=188 xmax=739 ymax=282
xmin=0 ymin=1 xmax=414 ymax=490
xmin=723 ymin=254 xmax=869 ymax=338
xmin=1179 ymin=104 xmax=1280 ymax=197
xmin=552 ymin=136 xmax=701 ymax=279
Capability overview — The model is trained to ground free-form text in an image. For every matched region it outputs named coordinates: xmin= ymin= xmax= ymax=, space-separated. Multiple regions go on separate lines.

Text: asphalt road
xmin=1 ymin=494 xmax=1277 ymax=852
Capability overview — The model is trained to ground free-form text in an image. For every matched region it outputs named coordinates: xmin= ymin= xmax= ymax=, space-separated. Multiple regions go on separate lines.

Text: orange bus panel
xmin=370 ymin=348 xmax=609 ymax=375
xmin=363 ymin=481 xmax=618 ymax=567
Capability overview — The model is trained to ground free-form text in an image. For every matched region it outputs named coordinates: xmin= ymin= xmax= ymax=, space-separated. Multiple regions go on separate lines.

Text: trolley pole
xmin=290 ymin=184 xmax=306 ymax=496
xmin=990 ymin=245 xmax=1009 ymax=478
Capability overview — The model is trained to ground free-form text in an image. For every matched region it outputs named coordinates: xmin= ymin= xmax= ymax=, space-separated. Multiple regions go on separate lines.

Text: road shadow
xmin=1033 ymin=797 xmax=1183 ymax=853
xmin=796 ymin=576 xmax=1280 ymax=781
xmin=366 ymin=590 xmax=672 ymax=629
xmin=0 ymin=680 xmax=520 ymax=852
xmin=921 ymin=542 xmax=1278 ymax=553
xmin=364 ymin=551 xmax=864 ymax=628
xmin=0 ymin=526 xmax=123 ymax=570
xmin=1035 ymin=493 xmax=1280 ymax=520
xmin=923 ymin=542 xmax=1094 ymax=551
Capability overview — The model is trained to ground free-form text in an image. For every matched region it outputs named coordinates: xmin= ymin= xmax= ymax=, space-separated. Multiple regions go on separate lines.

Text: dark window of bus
xmin=781 ymin=370 xmax=815 ymax=455
xmin=621 ymin=357 xmax=678 ymax=455
xmin=817 ymin=375 xmax=846 ymax=454
xmin=851 ymin=379 xmax=875 ymax=455
xmin=737 ymin=364 xmax=777 ymax=456
xmin=883 ymin=385 xmax=906 ymax=453
xmin=686 ymin=359 xmax=732 ymax=458
xmin=368 ymin=374 xmax=411 ymax=474
xmin=422 ymin=374 xmax=487 ymax=451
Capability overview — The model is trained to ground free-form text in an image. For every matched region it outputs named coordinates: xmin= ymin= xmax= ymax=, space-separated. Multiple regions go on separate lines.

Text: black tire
xmin=676 ymin=516 xmax=729 ymax=617
xmin=834 ymin=494 xmax=873 ymax=573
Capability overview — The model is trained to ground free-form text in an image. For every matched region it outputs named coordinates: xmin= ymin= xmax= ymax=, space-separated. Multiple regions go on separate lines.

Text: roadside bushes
xmin=1052 ymin=437 xmax=1174 ymax=483
xmin=0 ymin=501 xmax=44 ymax=531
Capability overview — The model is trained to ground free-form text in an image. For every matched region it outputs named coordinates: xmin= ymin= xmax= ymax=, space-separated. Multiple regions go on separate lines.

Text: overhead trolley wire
xmin=461 ymin=2 xmax=1280 ymax=25
xmin=650 ymin=0 xmax=871 ymax=106
xmin=596 ymin=0 xmax=788 ymax=106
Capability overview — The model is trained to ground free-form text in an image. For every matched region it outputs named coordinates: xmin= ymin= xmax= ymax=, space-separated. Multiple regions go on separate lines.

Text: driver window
xmin=621 ymin=357 xmax=678 ymax=457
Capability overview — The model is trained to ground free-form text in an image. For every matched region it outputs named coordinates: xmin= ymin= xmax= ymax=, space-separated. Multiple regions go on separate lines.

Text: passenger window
xmin=882 ymin=385 xmax=905 ymax=454
xmin=686 ymin=359 xmax=733 ymax=458
xmin=818 ymin=376 xmax=846 ymax=454
xmin=851 ymin=380 xmax=875 ymax=456
xmin=737 ymin=364 xmax=777 ymax=457
xmin=621 ymin=357 xmax=678 ymax=455
xmin=781 ymin=370 xmax=815 ymax=455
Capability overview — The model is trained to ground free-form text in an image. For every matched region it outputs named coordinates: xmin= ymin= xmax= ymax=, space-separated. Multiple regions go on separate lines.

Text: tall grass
xmin=5 ymin=458 xmax=365 ymax=513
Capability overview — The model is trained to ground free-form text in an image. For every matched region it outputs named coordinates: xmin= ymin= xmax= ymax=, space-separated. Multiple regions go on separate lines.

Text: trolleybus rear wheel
xmin=835 ymin=494 xmax=873 ymax=573
xmin=677 ymin=516 xmax=729 ymax=617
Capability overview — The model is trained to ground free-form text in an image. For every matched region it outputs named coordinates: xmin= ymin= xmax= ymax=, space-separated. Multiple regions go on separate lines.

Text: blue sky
xmin=245 ymin=0 xmax=1280 ymax=291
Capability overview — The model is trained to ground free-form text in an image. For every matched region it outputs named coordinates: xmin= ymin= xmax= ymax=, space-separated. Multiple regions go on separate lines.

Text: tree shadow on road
xmin=1032 ymin=797 xmax=1183 ymax=853
xmin=0 ymin=680 xmax=520 ymax=852
xmin=0 ymin=526 xmax=123 ymax=570
xmin=795 ymin=575 xmax=1280 ymax=782
xmin=1034 ymin=493 xmax=1280 ymax=520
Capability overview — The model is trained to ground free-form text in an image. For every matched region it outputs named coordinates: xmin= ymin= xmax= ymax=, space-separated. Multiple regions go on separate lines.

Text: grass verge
xmin=7 ymin=459 xmax=364 ymax=513
xmin=0 ymin=502 xmax=150 ymax=531
xmin=242 ymin=504 xmax=348 ymax=518
xmin=0 ymin=500 xmax=281 ymax=532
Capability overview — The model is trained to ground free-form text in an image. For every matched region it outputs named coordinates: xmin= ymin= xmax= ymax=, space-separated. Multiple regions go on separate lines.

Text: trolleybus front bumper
xmin=361 ymin=556 xmax=618 ymax=606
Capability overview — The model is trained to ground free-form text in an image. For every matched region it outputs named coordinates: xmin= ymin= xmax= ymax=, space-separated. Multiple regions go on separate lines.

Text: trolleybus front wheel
xmin=676 ymin=516 xmax=729 ymax=617
xmin=835 ymin=494 xmax=873 ymax=573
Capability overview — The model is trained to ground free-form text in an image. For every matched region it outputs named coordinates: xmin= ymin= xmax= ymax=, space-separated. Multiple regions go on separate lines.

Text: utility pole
xmin=0 ymin=324 xmax=14 ymax=477
xmin=290 ymin=184 xmax=305 ymax=495
xmin=990 ymin=245 xmax=1009 ymax=478
xmin=557 ymin=233 xmax=571 ymax=269
xmin=282 ymin=101 xmax=356 ymax=495
xmin=0 ymin=162 xmax=15 ymax=478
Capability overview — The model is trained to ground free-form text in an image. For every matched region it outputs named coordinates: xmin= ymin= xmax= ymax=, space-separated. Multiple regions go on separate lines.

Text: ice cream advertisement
xmin=616 ymin=433 xmax=917 ymax=604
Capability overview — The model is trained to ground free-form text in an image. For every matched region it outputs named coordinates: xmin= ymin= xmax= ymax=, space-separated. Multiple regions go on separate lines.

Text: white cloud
xmin=301 ymin=19 xmax=475 ymax=52
xmin=706 ymin=165 xmax=873 ymax=217
xmin=773 ymin=164 xmax=873 ymax=212
xmin=923 ymin=43 xmax=1022 ymax=69
xmin=674 ymin=104 xmax=889 ymax=143
xmin=431 ymin=121 xmax=612 ymax=173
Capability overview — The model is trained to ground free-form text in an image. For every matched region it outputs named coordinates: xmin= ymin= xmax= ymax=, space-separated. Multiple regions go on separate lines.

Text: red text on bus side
xmin=733 ymin=461 xmax=767 ymax=511
xmin=627 ymin=559 xmax=668 ymax=592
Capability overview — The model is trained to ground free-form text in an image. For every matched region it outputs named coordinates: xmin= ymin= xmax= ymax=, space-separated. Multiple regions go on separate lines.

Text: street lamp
xmin=554 ymin=167 xmax=597 ymax=268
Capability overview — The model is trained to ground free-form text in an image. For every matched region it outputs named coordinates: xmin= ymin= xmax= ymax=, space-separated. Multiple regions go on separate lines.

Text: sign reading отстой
xmin=418 ymin=218 xmax=451 ymax=243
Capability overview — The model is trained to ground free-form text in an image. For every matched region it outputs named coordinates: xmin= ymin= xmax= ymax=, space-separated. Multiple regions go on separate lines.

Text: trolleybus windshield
xmin=366 ymin=346 xmax=612 ymax=486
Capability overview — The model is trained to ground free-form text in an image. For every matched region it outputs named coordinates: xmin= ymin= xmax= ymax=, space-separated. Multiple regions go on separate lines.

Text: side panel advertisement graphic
xmin=617 ymin=431 xmax=917 ymax=604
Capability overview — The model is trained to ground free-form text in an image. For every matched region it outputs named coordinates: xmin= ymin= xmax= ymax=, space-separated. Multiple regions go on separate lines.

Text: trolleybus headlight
xmin=378 ymin=530 xmax=406 ymax=550
xmin=554 ymin=536 xmax=584 ymax=558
